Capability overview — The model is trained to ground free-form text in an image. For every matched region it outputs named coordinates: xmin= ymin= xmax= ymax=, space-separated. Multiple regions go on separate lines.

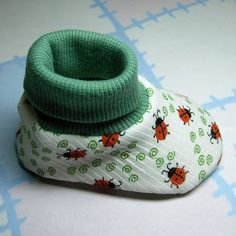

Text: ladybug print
xmin=177 ymin=105 xmax=195 ymax=125
xmin=99 ymin=132 xmax=125 ymax=148
xmin=152 ymin=109 xmax=170 ymax=142
xmin=208 ymin=122 xmax=222 ymax=144
xmin=162 ymin=162 xmax=189 ymax=188
xmin=94 ymin=178 xmax=122 ymax=189
xmin=57 ymin=148 xmax=87 ymax=160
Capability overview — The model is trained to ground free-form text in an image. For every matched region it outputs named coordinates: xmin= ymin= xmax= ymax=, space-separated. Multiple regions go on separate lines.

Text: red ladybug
xmin=57 ymin=148 xmax=87 ymax=160
xmin=208 ymin=122 xmax=222 ymax=144
xmin=99 ymin=132 xmax=125 ymax=148
xmin=162 ymin=162 xmax=189 ymax=188
xmin=152 ymin=109 xmax=170 ymax=142
xmin=94 ymin=178 xmax=122 ymax=189
xmin=177 ymin=105 xmax=195 ymax=125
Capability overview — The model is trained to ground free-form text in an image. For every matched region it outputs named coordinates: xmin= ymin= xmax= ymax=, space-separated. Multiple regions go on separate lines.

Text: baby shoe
xmin=16 ymin=29 xmax=223 ymax=194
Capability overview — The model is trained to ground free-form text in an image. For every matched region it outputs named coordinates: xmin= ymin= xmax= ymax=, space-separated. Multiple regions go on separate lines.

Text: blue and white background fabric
xmin=0 ymin=0 xmax=235 ymax=235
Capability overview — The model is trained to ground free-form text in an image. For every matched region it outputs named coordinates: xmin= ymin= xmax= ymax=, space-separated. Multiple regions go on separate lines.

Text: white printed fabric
xmin=15 ymin=76 xmax=223 ymax=194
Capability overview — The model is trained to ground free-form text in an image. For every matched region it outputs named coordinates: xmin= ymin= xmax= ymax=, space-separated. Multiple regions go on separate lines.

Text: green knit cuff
xmin=23 ymin=29 xmax=149 ymax=135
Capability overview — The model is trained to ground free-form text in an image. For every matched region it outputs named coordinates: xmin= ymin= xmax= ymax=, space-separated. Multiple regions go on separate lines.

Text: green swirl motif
xmin=200 ymin=116 xmax=207 ymax=125
xmin=162 ymin=106 xmax=168 ymax=117
xmin=206 ymin=155 xmax=213 ymax=165
xmin=203 ymin=109 xmax=211 ymax=117
xmin=198 ymin=155 xmax=205 ymax=166
xmin=92 ymin=159 xmax=102 ymax=167
xmin=120 ymin=151 xmax=130 ymax=159
xmin=30 ymin=159 xmax=37 ymax=166
xmin=41 ymin=156 xmax=51 ymax=162
xmin=48 ymin=167 xmax=56 ymax=176
xmin=106 ymin=163 xmax=116 ymax=171
xmin=94 ymin=150 xmax=104 ymax=154
xmin=190 ymin=131 xmax=197 ymax=143
xmin=79 ymin=165 xmax=89 ymax=173
xmin=136 ymin=153 xmax=145 ymax=161
xmin=167 ymin=151 xmax=175 ymax=160
xmin=57 ymin=140 xmax=68 ymax=148
xmin=167 ymin=94 xmax=174 ymax=101
xmin=146 ymin=87 xmax=154 ymax=97
xmin=146 ymin=103 xmax=152 ymax=113
xmin=87 ymin=140 xmax=97 ymax=149
xmin=162 ymin=93 xmax=168 ymax=100
xmin=43 ymin=148 xmax=52 ymax=153
xmin=199 ymin=170 xmax=207 ymax=180
xmin=27 ymin=130 xmax=31 ymax=140
xmin=198 ymin=128 xmax=205 ymax=137
xmin=129 ymin=174 xmax=139 ymax=182
xmin=128 ymin=141 xmax=138 ymax=149
xmin=30 ymin=140 xmax=37 ymax=149
xmin=19 ymin=135 xmax=23 ymax=144
xmin=32 ymin=149 xmax=39 ymax=157
xmin=19 ymin=147 xmax=24 ymax=156
xmin=111 ymin=150 xmax=120 ymax=156
xmin=67 ymin=167 xmax=76 ymax=175
xmin=156 ymin=158 xmax=164 ymax=168
xmin=185 ymin=98 xmax=192 ymax=104
xmin=149 ymin=147 xmax=158 ymax=158
xmin=169 ymin=103 xmax=175 ymax=113
xmin=194 ymin=144 xmax=201 ymax=154
xmin=137 ymin=117 xmax=144 ymax=123
xmin=122 ymin=165 xmax=132 ymax=173
xmin=198 ymin=107 xmax=204 ymax=115
xmin=36 ymin=168 xmax=44 ymax=176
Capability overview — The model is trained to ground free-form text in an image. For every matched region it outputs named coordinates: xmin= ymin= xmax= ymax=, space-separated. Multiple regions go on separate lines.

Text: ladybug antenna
xmin=117 ymin=181 xmax=122 ymax=186
xmin=56 ymin=153 xmax=62 ymax=158
xmin=120 ymin=132 xmax=126 ymax=136
xmin=167 ymin=162 xmax=172 ymax=170
xmin=161 ymin=170 xmax=168 ymax=175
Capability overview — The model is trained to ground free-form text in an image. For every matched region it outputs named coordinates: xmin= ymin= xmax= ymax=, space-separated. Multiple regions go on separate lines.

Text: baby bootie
xmin=16 ymin=29 xmax=223 ymax=194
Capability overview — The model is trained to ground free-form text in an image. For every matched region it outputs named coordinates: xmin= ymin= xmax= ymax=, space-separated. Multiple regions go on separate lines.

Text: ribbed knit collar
xmin=23 ymin=30 xmax=149 ymax=135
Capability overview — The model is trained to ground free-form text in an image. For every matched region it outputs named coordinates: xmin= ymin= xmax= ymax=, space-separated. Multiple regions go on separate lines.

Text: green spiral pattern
xmin=200 ymin=116 xmax=207 ymax=125
xmin=136 ymin=153 xmax=145 ymax=161
xmin=162 ymin=93 xmax=168 ymax=100
xmin=31 ymin=140 xmax=37 ymax=149
xmin=146 ymin=87 xmax=154 ymax=97
xmin=111 ymin=150 xmax=120 ymax=156
xmin=190 ymin=131 xmax=197 ymax=143
xmin=194 ymin=144 xmax=201 ymax=154
xmin=41 ymin=156 xmax=51 ymax=162
xmin=185 ymin=98 xmax=192 ymax=104
xmin=79 ymin=165 xmax=89 ymax=173
xmin=19 ymin=147 xmax=24 ymax=156
xmin=199 ymin=170 xmax=207 ymax=180
xmin=30 ymin=159 xmax=37 ymax=166
xmin=67 ymin=167 xmax=76 ymax=175
xmin=198 ymin=107 xmax=204 ymax=115
xmin=57 ymin=140 xmax=68 ymax=148
xmin=129 ymin=174 xmax=139 ymax=182
xmin=206 ymin=155 xmax=213 ymax=165
xmin=169 ymin=103 xmax=175 ymax=113
xmin=156 ymin=158 xmax=164 ymax=168
xmin=87 ymin=140 xmax=97 ymax=149
xmin=162 ymin=106 xmax=168 ymax=117
xmin=120 ymin=151 xmax=130 ymax=159
xmin=94 ymin=150 xmax=104 ymax=154
xmin=149 ymin=147 xmax=158 ymax=158
xmin=92 ymin=159 xmax=102 ymax=167
xmin=128 ymin=141 xmax=138 ymax=149
xmin=198 ymin=155 xmax=205 ymax=166
xmin=48 ymin=167 xmax=56 ymax=176
xmin=146 ymin=102 xmax=152 ymax=112
xmin=36 ymin=168 xmax=44 ymax=176
xmin=32 ymin=149 xmax=39 ymax=157
xmin=167 ymin=94 xmax=174 ymax=101
xmin=43 ymin=148 xmax=52 ymax=153
xmin=167 ymin=151 xmax=175 ymax=160
xmin=203 ymin=109 xmax=211 ymax=117
xmin=27 ymin=130 xmax=31 ymax=140
xmin=198 ymin=128 xmax=205 ymax=137
xmin=137 ymin=117 xmax=144 ymax=123
xmin=106 ymin=163 xmax=116 ymax=171
xmin=122 ymin=165 xmax=132 ymax=173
